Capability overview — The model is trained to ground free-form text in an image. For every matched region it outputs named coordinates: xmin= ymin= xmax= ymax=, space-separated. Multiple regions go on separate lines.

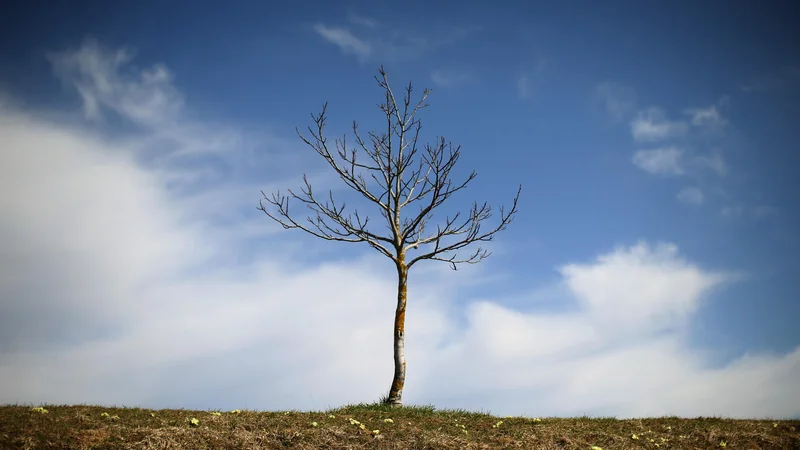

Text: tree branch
xmin=259 ymin=66 xmax=521 ymax=273
xmin=406 ymin=185 xmax=522 ymax=269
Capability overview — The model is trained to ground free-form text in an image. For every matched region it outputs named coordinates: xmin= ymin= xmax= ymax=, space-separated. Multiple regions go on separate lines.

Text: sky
xmin=1 ymin=0 xmax=799 ymax=419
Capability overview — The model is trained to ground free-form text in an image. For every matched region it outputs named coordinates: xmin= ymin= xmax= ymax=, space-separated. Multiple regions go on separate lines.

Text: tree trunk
xmin=386 ymin=254 xmax=408 ymax=406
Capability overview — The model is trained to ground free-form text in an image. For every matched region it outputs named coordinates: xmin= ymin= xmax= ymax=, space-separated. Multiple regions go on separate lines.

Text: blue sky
xmin=1 ymin=0 xmax=799 ymax=418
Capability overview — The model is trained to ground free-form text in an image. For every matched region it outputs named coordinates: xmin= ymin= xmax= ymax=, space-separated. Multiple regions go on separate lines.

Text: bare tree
xmin=258 ymin=66 xmax=521 ymax=407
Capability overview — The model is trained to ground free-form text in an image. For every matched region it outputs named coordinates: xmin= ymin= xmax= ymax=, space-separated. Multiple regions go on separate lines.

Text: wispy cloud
xmin=684 ymin=105 xmax=727 ymax=129
xmin=516 ymin=57 xmax=549 ymax=100
xmin=47 ymin=39 xmax=183 ymax=127
xmin=312 ymin=24 xmax=372 ymax=62
xmin=721 ymin=204 xmax=778 ymax=219
xmin=625 ymin=99 xmax=742 ymax=215
xmin=346 ymin=13 xmax=379 ymax=29
xmin=693 ymin=150 xmax=728 ymax=176
xmin=626 ymin=100 xmax=740 ymax=210
xmin=630 ymin=107 xmax=689 ymax=142
xmin=721 ymin=204 xmax=745 ymax=217
xmin=632 ymin=147 xmax=685 ymax=175
xmin=594 ymin=82 xmax=638 ymax=123
xmin=430 ymin=69 xmax=473 ymax=89
xmin=312 ymin=19 xmax=480 ymax=63
xmin=45 ymin=38 xmax=261 ymax=164
xmin=677 ymin=187 xmax=704 ymax=205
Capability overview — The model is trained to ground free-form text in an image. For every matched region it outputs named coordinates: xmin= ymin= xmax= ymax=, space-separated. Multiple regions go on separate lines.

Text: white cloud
xmin=721 ymin=204 xmax=745 ymax=218
xmin=630 ymin=107 xmax=689 ymax=142
xmin=693 ymin=150 xmax=727 ymax=176
xmin=422 ymin=242 xmax=797 ymax=419
xmin=47 ymin=39 xmax=183 ymax=127
xmin=677 ymin=187 xmax=704 ymax=205
xmin=430 ymin=70 xmax=473 ymax=88
xmin=632 ymin=147 xmax=685 ymax=175
xmin=45 ymin=39 xmax=261 ymax=163
xmin=559 ymin=242 xmax=725 ymax=334
xmin=684 ymin=105 xmax=727 ymax=129
xmin=312 ymin=24 xmax=372 ymax=61
xmin=626 ymin=100 xmax=737 ymax=208
xmin=594 ymin=82 xmax=638 ymax=122
xmin=1 ymin=41 xmax=799 ymax=420
xmin=312 ymin=21 xmax=479 ymax=63
xmin=0 ymin=110 xmax=208 ymax=352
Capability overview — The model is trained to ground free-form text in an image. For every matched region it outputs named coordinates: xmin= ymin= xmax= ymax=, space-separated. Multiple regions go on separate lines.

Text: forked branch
xmin=405 ymin=184 xmax=521 ymax=270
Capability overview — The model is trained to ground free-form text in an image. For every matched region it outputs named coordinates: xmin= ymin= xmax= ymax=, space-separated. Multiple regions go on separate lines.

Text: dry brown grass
xmin=1 ymin=402 xmax=798 ymax=449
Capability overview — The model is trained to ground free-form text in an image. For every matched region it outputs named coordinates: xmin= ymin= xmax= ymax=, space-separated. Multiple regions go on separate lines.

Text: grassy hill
xmin=1 ymin=401 xmax=798 ymax=449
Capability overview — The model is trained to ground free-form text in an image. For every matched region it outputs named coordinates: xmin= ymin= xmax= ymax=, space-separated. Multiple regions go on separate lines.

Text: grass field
xmin=1 ymin=401 xmax=798 ymax=449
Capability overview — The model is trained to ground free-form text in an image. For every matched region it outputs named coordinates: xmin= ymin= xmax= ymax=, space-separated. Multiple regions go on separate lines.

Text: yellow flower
xmin=100 ymin=412 xmax=109 ymax=418
xmin=189 ymin=417 xmax=200 ymax=427
xmin=631 ymin=434 xmax=639 ymax=440
xmin=150 ymin=413 xmax=155 ymax=417
xmin=591 ymin=446 xmax=603 ymax=450
xmin=774 ymin=423 xmax=778 ymax=428
xmin=311 ymin=422 xmax=318 ymax=427
xmin=359 ymin=423 xmax=366 ymax=430
xmin=530 ymin=417 xmax=542 ymax=422
xmin=110 ymin=415 xmax=119 ymax=421
xmin=210 ymin=411 xmax=221 ymax=416
xmin=372 ymin=430 xmax=380 ymax=435
xmin=230 ymin=409 xmax=242 ymax=414
xmin=720 ymin=441 xmax=727 ymax=447
xmin=383 ymin=418 xmax=394 ymax=423
xmin=31 ymin=407 xmax=48 ymax=414
xmin=328 ymin=414 xmax=336 ymax=419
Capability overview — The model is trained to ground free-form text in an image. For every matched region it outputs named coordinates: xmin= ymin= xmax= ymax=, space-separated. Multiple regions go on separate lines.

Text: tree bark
xmin=386 ymin=253 xmax=408 ymax=406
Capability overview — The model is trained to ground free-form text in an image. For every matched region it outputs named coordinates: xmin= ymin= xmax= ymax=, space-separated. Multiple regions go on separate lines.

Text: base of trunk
xmin=382 ymin=393 xmax=403 ymax=407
